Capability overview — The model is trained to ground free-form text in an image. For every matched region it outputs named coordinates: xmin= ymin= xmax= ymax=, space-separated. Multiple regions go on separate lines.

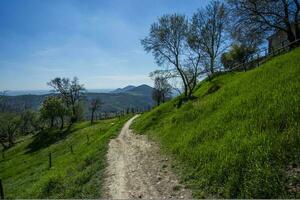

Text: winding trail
xmin=103 ymin=115 xmax=191 ymax=199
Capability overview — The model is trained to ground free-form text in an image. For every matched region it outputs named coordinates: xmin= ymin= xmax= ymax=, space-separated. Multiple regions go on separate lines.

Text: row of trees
xmin=142 ymin=1 xmax=229 ymax=99
xmin=144 ymin=0 xmax=300 ymax=101
xmin=0 ymin=77 xmax=102 ymax=149
xmin=0 ymin=110 xmax=42 ymax=149
xmin=40 ymin=77 xmax=106 ymax=128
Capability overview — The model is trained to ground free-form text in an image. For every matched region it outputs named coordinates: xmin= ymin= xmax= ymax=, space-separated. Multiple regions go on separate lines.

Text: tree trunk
xmin=286 ymin=22 xmax=296 ymax=43
xmin=294 ymin=23 xmax=300 ymax=47
xmin=188 ymin=87 xmax=193 ymax=99
xmin=175 ymin=55 xmax=188 ymax=98
xmin=60 ymin=116 xmax=64 ymax=130
xmin=295 ymin=24 xmax=300 ymax=39
xmin=8 ymin=132 xmax=14 ymax=147
xmin=91 ymin=111 xmax=94 ymax=125
xmin=210 ymin=58 xmax=215 ymax=74
xmin=0 ymin=141 xmax=8 ymax=149
xmin=183 ymin=84 xmax=188 ymax=98
xmin=71 ymin=105 xmax=77 ymax=123
xmin=50 ymin=117 xmax=54 ymax=128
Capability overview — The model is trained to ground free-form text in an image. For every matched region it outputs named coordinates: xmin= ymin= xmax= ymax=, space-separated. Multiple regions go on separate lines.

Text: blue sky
xmin=0 ymin=0 xmax=209 ymax=90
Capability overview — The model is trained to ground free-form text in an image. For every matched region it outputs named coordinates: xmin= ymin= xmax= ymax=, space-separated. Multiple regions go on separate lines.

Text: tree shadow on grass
xmin=25 ymin=123 xmax=89 ymax=154
xmin=25 ymin=128 xmax=70 ymax=154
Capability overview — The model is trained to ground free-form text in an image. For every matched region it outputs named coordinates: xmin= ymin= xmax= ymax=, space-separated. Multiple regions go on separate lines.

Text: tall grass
xmin=0 ymin=116 xmax=131 ymax=198
xmin=132 ymin=47 xmax=300 ymax=198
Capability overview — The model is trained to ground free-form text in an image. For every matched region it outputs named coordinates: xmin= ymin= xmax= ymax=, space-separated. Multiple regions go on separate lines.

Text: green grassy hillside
xmin=0 ymin=116 xmax=131 ymax=198
xmin=132 ymin=48 xmax=300 ymax=198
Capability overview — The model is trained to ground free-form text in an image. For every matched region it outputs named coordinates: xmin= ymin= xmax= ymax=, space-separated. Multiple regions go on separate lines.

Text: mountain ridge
xmin=2 ymin=85 xmax=155 ymax=114
xmin=110 ymin=84 xmax=153 ymax=96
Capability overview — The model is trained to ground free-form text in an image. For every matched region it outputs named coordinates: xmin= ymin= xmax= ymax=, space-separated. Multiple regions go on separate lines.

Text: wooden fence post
xmin=49 ymin=153 xmax=52 ymax=168
xmin=0 ymin=179 xmax=4 ymax=200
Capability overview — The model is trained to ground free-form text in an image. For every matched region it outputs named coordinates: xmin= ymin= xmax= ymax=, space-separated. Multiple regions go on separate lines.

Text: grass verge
xmin=132 ymin=47 xmax=300 ymax=198
xmin=0 ymin=115 xmax=131 ymax=198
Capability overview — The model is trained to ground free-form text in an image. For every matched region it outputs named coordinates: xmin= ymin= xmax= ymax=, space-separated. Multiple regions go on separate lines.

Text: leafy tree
xmin=47 ymin=77 xmax=85 ymax=123
xmin=29 ymin=111 xmax=46 ymax=132
xmin=89 ymin=98 xmax=103 ymax=124
xmin=0 ymin=113 xmax=20 ymax=149
xmin=40 ymin=96 xmax=67 ymax=129
xmin=221 ymin=44 xmax=257 ymax=70
xmin=228 ymin=0 xmax=300 ymax=43
xmin=19 ymin=110 xmax=37 ymax=135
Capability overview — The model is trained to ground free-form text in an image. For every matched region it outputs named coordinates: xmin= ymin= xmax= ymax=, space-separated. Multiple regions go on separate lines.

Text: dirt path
xmin=103 ymin=115 xmax=191 ymax=199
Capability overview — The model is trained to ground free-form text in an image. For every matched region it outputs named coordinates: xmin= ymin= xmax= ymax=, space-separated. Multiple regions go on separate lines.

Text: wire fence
xmin=0 ymin=120 xmax=111 ymax=199
xmin=226 ymin=39 xmax=300 ymax=72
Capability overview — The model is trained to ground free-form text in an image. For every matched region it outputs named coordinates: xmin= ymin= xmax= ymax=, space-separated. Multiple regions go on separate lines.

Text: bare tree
xmin=184 ymin=52 xmax=204 ymax=97
xmin=230 ymin=19 xmax=265 ymax=49
xmin=48 ymin=77 xmax=85 ymax=123
xmin=189 ymin=1 xmax=229 ymax=77
xmin=141 ymin=14 xmax=192 ymax=98
xmin=89 ymin=98 xmax=103 ymax=125
xmin=150 ymin=69 xmax=182 ymax=95
xmin=151 ymin=75 xmax=172 ymax=106
xmin=228 ymin=0 xmax=300 ymax=43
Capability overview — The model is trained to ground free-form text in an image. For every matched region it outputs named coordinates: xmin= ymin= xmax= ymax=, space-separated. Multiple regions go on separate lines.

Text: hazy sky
xmin=0 ymin=0 xmax=210 ymax=90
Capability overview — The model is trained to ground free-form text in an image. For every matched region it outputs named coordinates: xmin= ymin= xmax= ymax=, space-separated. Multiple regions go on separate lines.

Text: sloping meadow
xmin=132 ymin=48 xmax=300 ymax=198
xmin=0 ymin=116 xmax=131 ymax=198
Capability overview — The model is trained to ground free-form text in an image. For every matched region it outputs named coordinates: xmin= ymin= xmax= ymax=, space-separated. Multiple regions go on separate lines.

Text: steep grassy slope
xmin=132 ymin=48 xmax=300 ymax=198
xmin=0 ymin=116 xmax=131 ymax=198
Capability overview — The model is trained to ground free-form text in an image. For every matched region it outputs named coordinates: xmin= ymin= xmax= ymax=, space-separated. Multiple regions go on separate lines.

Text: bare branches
xmin=151 ymin=75 xmax=172 ymax=106
xmin=143 ymin=1 xmax=231 ymax=100
xmin=189 ymin=1 xmax=229 ymax=76
xmin=141 ymin=14 xmax=191 ymax=98
xmin=89 ymin=98 xmax=103 ymax=124
xmin=228 ymin=0 xmax=300 ymax=42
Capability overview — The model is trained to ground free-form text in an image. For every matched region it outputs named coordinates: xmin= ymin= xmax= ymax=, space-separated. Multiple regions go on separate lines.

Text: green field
xmin=132 ymin=48 xmax=300 ymax=198
xmin=0 ymin=116 xmax=131 ymax=198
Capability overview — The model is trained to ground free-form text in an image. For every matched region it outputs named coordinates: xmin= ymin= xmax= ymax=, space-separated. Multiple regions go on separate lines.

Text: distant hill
xmin=2 ymin=85 xmax=155 ymax=116
xmin=110 ymin=85 xmax=136 ymax=93
xmin=83 ymin=92 xmax=153 ymax=112
xmin=111 ymin=84 xmax=153 ymax=96
xmin=4 ymin=89 xmax=113 ymax=96
xmin=125 ymin=84 xmax=153 ymax=96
